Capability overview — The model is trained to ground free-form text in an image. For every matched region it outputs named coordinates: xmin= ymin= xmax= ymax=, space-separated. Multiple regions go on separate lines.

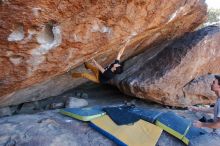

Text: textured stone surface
xmin=189 ymin=133 xmax=220 ymax=146
xmin=183 ymin=74 xmax=217 ymax=104
xmin=65 ymin=97 xmax=88 ymax=108
xmin=0 ymin=0 xmax=207 ymax=107
xmin=0 ymin=106 xmax=11 ymax=117
xmin=0 ymin=110 xmax=115 ymax=146
xmin=112 ymin=26 xmax=220 ymax=107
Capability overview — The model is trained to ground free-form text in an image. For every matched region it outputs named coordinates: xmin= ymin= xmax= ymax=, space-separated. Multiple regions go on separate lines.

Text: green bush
xmin=206 ymin=8 xmax=220 ymax=24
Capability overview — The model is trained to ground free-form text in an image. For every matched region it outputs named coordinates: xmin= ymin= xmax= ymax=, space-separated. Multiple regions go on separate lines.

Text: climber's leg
xmin=72 ymin=72 xmax=100 ymax=83
xmin=84 ymin=62 xmax=100 ymax=80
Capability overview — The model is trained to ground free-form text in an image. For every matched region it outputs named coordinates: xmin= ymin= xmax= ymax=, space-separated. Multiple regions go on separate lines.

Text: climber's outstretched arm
xmin=92 ymin=59 xmax=105 ymax=73
xmin=116 ymin=41 xmax=129 ymax=61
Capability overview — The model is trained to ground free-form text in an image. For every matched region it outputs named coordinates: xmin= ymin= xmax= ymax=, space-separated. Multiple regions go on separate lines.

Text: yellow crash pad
xmin=91 ymin=115 xmax=162 ymax=146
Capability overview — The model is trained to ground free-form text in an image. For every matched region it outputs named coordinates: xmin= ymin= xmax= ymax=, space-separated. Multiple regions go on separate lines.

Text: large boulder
xmin=0 ymin=0 xmax=207 ymax=107
xmin=112 ymin=25 xmax=220 ymax=107
xmin=183 ymin=74 xmax=217 ymax=104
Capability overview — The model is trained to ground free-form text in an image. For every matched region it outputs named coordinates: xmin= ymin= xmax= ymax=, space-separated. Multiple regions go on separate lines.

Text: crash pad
xmin=130 ymin=108 xmax=162 ymax=123
xmin=103 ymin=106 xmax=162 ymax=124
xmin=103 ymin=106 xmax=140 ymax=125
xmin=60 ymin=106 xmax=105 ymax=121
xmin=90 ymin=115 xmax=162 ymax=146
xmin=155 ymin=111 xmax=207 ymax=145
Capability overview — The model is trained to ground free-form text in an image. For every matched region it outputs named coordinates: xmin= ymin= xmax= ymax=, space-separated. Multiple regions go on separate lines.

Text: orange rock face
xmin=0 ymin=0 xmax=206 ymax=107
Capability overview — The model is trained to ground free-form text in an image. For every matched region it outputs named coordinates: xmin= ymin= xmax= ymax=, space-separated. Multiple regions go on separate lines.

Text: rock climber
xmin=72 ymin=40 xmax=129 ymax=84
xmin=189 ymin=75 xmax=220 ymax=146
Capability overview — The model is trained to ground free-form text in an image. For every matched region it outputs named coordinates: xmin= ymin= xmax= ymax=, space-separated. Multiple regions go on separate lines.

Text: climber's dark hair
xmin=114 ymin=65 xmax=123 ymax=74
xmin=214 ymin=75 xmax=220 ymax=85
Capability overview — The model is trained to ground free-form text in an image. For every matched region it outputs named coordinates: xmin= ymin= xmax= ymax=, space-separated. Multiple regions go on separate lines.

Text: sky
xmin=206 ymin=0 xmax=220 ymax=9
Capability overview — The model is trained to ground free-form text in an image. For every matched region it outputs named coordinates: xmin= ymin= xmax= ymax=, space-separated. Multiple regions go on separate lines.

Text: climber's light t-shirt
xmin=213 ymin=97 xmax=220 ymax=134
